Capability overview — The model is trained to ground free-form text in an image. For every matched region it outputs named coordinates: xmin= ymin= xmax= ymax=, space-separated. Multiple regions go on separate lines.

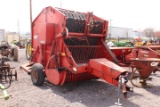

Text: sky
xmin=0 ymin=0 xmax=160 ymax=33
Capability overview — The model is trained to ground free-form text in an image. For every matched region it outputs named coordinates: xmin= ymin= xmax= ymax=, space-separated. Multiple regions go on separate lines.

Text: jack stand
xmin=115 ymin=75 xmax=122 ymax=106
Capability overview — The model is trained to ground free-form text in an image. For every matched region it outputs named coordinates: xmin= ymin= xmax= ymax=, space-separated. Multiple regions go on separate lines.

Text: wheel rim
xmin=32 ymin=70 xmax=38 ymax=83
xmin=27 ymin=43 xmax=31 ymax=58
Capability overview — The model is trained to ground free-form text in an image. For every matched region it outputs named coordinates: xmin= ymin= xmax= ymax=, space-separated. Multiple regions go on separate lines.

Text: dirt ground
xmin=0 ymin=49 xmax=160 ymax=107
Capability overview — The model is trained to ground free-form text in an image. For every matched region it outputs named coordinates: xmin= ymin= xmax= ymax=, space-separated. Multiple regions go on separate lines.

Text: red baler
xmin=21 ymin=6 xmax=129 ymax=92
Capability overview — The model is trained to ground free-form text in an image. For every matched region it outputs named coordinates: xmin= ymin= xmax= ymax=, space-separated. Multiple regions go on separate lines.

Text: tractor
xmin=0 ymin=41 xmax=18 ymax=61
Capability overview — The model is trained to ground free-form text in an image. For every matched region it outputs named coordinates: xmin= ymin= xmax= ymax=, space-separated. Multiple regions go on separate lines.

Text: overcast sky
xmin=0 ymin=0 xmax=160 ymax=33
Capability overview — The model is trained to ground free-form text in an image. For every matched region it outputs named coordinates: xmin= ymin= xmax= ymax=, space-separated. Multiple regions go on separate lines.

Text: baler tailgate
xmin=89 ymin=58 xmax=127 ymax=86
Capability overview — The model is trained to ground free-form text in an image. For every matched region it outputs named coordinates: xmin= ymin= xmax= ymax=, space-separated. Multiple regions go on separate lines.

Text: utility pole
xmin=29 ymin=0 xmax=32 ymax=36
xmin=60 ymin=0 xmax=62 ymax=8
xmin=109 ymin=19 xmax=112 ymax=40
xmin=126 ymin=29 xmax=128 ymax=40
xmin=17 ymin=20 xmax=20 ymax=42
xmin=17 ymin=20 xmax=20 ymax=34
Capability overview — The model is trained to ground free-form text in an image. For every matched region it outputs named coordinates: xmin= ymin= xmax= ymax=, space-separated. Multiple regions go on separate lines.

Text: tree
xmin=143 ymin=28 xmax=154 ymax=37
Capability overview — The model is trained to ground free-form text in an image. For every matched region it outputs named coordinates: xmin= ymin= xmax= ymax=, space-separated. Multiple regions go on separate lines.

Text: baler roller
xmin=64 ymin=71 xmax=97 ymax=83
xmin=66 ymin=18 xmax=85 ymax=33
xmin=68 ymin=46 xmax=105 ymax=63
xmin=58 ymin=8 xmax=103 ymax=34
xmin=59 ymin=9 xmax=86 ymax=33
xmin=59 ymin=9 xmax=86 ymax=20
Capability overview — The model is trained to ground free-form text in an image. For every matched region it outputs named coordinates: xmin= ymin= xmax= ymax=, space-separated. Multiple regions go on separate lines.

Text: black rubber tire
xmin=9 ymin=46 xmax=18 ymax=61
xmin=13 ymin=47 xmax=18 ymax=61
xmin=26 ymin=41 xmax=32 ymax=60
xmin=31 ymin=63 xmax=45 ymax=86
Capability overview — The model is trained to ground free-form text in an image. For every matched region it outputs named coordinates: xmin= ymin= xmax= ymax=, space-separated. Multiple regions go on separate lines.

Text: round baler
xmin=23 ymin=6 xmax=128 ymax=91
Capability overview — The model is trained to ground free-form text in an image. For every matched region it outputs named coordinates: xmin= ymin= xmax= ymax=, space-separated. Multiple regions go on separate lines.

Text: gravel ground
xmin=0 ymin=49 xmax=160 ymax=107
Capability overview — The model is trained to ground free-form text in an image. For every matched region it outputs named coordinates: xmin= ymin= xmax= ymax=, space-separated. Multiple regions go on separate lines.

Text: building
xmin=5 ymin=32 xmax=20 ymax=45
xmin=107 ymin=26 xmax=134 ymax=39
xmin=0 ymin=29 xmax=5 ymax=41
xmin=154 ymin=31 xmax=160 ymax=38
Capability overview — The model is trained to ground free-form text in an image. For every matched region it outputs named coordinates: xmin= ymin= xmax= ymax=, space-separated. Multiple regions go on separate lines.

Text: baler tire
xmin=31 ymin=63 xmax=45 ymax=86
xmin=26 ymin=41 xmax=32 ymax=60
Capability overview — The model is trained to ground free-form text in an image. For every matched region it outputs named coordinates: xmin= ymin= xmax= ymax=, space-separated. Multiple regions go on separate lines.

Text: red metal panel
xmin=46 ymin=23 xmax=55 ymax=44
xmin=131 ymin=58 xmax=160 ymax=79
xmin=45 ymin=68 xmax=97 ymax=85
xmin=45 ymin=7 xmax=66 ymax=37
xmin=89 ymin=58 xmax=127 ymax=86
xmin=110 ymin=47 xmax=133 ymax=58
xmin=45 ymin=69 xmax=66 ymax=85
xmin=31 ymin=7 xmax=66 ymax=66
xmin=125 ymin=49 xmax=137 ymax=62
xmin=138 ymin=49 xmax=159 ymax=58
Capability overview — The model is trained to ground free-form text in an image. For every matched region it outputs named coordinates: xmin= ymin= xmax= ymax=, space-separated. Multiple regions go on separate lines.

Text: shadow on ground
xmin=38 ymin=79 xmax=141 ymax=107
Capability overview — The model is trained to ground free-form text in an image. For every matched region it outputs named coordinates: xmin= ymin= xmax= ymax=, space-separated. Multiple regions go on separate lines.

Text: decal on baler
xmin=40 ymin=41 xmax=45 ymax=44
xmin=144 ymin=54 xmax=148 ymax=57
xmin=34 ymin=35 xmax=38 ymax=39
xmin=151 ymin=62 xmax=159 ymax=66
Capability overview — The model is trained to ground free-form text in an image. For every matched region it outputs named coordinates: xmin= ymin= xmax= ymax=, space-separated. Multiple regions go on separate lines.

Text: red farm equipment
xmin=114 ymin=46 xmax=160 ymax=87
xmin=21 ymin=6 xmax=137 ymax=99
